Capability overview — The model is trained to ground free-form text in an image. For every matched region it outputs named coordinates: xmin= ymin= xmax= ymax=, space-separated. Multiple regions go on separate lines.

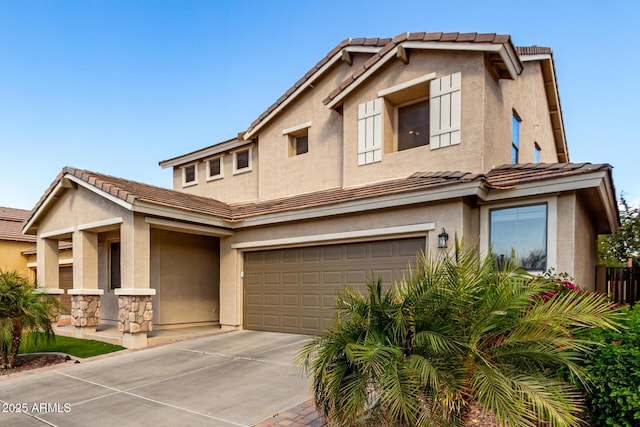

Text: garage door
xmin=244 ymin=237 xmax=425 ymax=335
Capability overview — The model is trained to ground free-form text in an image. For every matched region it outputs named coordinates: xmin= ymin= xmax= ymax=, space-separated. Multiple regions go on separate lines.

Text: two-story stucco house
xmin=23 ymin=32 xmax=618 ymax=348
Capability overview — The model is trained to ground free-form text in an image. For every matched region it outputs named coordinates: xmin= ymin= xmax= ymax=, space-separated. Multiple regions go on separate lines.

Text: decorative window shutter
xmin=430 ymin=72 xmax=461 ymax=149
xmin=357 ymin=98 xmax=382 ymax=165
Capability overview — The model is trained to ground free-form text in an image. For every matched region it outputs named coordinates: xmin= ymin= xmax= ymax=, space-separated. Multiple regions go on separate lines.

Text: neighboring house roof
xmin=24 ymin=163 xmax=616 ymax=235
xmin=21 ymin=241 xmax=71 ymax=256
xmin=0 ymin=206 xmax=36 ymax=242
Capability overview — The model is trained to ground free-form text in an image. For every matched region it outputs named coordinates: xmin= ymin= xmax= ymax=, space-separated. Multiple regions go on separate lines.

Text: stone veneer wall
xmin=71 ymin=295 xmax=101 ymax=327
xmin=118 ymin=295 xmax=153 ymax=333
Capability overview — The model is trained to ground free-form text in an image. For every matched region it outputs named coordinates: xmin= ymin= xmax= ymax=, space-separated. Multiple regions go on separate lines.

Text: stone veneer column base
xmin=68 ymin=290 xmax=103 ymax=339
xmin=35 ymin=288 xmax=64 ymax=323
xmin=115 ymin=289 xmax=156 ymax=349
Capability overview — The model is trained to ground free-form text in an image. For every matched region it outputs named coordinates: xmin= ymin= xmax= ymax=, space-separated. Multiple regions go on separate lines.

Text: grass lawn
xmin=18 ymin=333 xmax=125 ymax=358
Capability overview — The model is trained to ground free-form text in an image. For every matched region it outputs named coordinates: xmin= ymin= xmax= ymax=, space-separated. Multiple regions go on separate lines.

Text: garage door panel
xmin=323 ymin=271 xmax=342 ymax=284
xmin=245 ymin=237 xmax=424 ymax=335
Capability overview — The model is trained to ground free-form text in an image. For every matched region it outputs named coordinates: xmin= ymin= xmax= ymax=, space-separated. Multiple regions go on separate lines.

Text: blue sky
xmin=0 ymin=0 xmax=638 ymax=210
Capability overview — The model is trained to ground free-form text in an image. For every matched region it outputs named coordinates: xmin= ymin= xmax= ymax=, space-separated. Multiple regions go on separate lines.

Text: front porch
xmin=54 ymin=320 xmax=229 ymax=347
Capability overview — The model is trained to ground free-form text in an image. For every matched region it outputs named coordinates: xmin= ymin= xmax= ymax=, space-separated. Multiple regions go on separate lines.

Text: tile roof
xmin=0 ymin=207 xmax=36 ymax=242
xmin=485 ymin=163 xmax=612 ymax=188
xmin=516 ymin=46 xmax=553 ymax=56
xmin=26 ymin=163 xmax=612 ymax=229
xmin=24 ymin=167 xmax=233 ymax=229
xmin=245 ymin=37 xmax=391 ymax=136
xmin=322 ymin=32 xmax=517 ymax=106
xmin=231 ymin=171 xmax=481 ymax=219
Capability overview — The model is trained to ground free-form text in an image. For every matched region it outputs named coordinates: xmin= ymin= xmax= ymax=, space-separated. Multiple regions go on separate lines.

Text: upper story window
xmin=182 ymin=164 xmax=197 ymax=187
xmin=357 ymin=72 xmax=461 ymax=166
xmin=233 ymin=148 xmax=252 ymax=175
xmin=206 ymin=156 xmax=223 ymax=181
xmin=283 ymin=121 xmax=311 ymax=157
xmin=534 ymin=143 xmax=541 ymax=163
xmin=293 ymin=134 xmax=308 ymax=155
xmin=490 ymin=204 xmax=547 ymax=271
xmin=397 ymin=100 xmax=429 ymax=151
xmin=512 ymin=112 xmax=521 ymax=164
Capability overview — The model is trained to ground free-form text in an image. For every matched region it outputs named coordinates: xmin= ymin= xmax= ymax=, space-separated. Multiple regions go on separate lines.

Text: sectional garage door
xmin=244 ymin=237 xmax=425 ymax=335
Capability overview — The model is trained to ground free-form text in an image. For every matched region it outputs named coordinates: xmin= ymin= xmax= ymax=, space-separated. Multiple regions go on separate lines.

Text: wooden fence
xmin=606 ymin=267 xmax=640 ymax=306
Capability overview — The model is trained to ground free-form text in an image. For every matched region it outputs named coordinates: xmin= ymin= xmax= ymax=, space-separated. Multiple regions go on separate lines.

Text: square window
xmin=182 ymin=164 xmax=197 ymax=186
xmin=207 ymin=157 xmax=223 ymax=180
xmin=233 ymin=148 xmax=252 ymax=174
xmin=490 ymin=204 xmax=547 ymax=271
xmin=397 ymin=100 xmax=429 ymax=151
xmin=294 ymin=135 xmax=308 ymax=155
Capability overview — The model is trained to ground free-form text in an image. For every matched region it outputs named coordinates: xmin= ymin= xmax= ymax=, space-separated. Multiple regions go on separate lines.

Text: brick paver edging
xmin=254 ymin=399 xmax=328 ymax=427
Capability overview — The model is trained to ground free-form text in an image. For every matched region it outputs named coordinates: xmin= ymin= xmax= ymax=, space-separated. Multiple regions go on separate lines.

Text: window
xmin=512 ymin=112 xmax=521 ymax=164
xmin=109 ymin=241 xmax=121 ymax=290
xmin=206 ymin=156 xmax=223 ymax=181
xmin=490 ymin=204 xmax=547 ymax=271
xmin=283 ymin=121 xmax=311 ymax=157
xmin=397 ymin=100 xmax=429 ymax=151
xmin=233 ymin=148 xmax=252 ymax=174
xmin=182 ymin=164 xmax=197 ymax=187
xmin=293 ymin=134 xmax=308 ymax=155
xmin=534 ymin=143 xmax=541 ymax=163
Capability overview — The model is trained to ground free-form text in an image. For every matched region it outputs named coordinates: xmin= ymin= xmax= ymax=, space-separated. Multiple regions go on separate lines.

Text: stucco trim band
xmin=68 ymin=289 xmax=105 ymax=296
xmin=77 ymin=217 xmax=123 ymax=231
xmin=230 ymin=222 xmax=435 ymax=250
xmin=115 ymin=288 xmax=157 ymax=296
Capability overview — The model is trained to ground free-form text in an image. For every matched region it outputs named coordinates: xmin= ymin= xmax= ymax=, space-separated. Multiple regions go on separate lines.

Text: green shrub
xmin=577 ymin=304 xmax=640 ymax=426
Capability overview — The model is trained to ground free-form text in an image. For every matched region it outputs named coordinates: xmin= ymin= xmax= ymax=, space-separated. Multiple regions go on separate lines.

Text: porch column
xmin=36 ymin=237 xmax=64 ymax=321
xmin=116 ymin=215 xmax=155 ymax=349
xmin=219 ymin=237 xmax=242 ymax=331
xmin=69 ymin=230 xmax=103 ymax=338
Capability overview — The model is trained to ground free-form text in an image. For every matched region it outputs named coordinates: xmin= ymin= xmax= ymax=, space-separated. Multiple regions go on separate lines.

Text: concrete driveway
xmin=0 ymin=331 xmax=313 ymax=426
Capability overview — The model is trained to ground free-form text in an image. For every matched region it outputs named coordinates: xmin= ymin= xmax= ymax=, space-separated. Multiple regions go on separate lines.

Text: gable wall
xmin=254 ymin=53 xmax=372 ymax=201
xmin=483 ymin=60 xmax=558 ymax=169
xmin=37 ymin=186 xmax=131 ymax=236
xmin=341 ymin=50 xmax=486 ymax=187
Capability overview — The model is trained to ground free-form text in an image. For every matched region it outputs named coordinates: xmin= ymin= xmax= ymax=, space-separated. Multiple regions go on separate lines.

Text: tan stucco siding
xmin=36 ymin=186 xmax=129 ymax=237
xmin=556 ymin=193 xmax=576 ymax=279
xmin=484 ymin=61 xmax=558 ymax=169
xmin=252 ymin=55 xmax=375 ymax=201
xmin=0 ymin=240 xmax=34 ymax=277
xmin=342 ymin=51 xmax=486 ymax=187
xmin=172 ymin=148 xmax=260 ymax=203
xmin=573 ymin=195 xmax=597 ymax=289
xmin=152 ymin=229 xmax=220 ymax=326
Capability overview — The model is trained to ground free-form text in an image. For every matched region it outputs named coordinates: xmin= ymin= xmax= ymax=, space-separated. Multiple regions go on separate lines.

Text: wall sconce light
xmin=438 ymin=228 xmax=449 ymax=249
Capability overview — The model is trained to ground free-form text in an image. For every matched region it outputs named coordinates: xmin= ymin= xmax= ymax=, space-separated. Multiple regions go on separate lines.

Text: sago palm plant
xmin=0 ymin=270 xmax=61 ymax=369
xmin=297 ymin=243 xmax=621 ymax=427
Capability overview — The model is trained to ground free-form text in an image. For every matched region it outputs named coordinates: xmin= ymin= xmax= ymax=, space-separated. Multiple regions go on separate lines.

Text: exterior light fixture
xmin=438 ymin=228 xmax=449 ymax=249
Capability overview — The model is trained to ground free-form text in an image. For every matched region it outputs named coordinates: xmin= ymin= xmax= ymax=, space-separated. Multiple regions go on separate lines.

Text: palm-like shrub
xmin=0 ymin=270 xmax=62 ymax=369
xmin=298 ymin=244 xmax=621 ymax=427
